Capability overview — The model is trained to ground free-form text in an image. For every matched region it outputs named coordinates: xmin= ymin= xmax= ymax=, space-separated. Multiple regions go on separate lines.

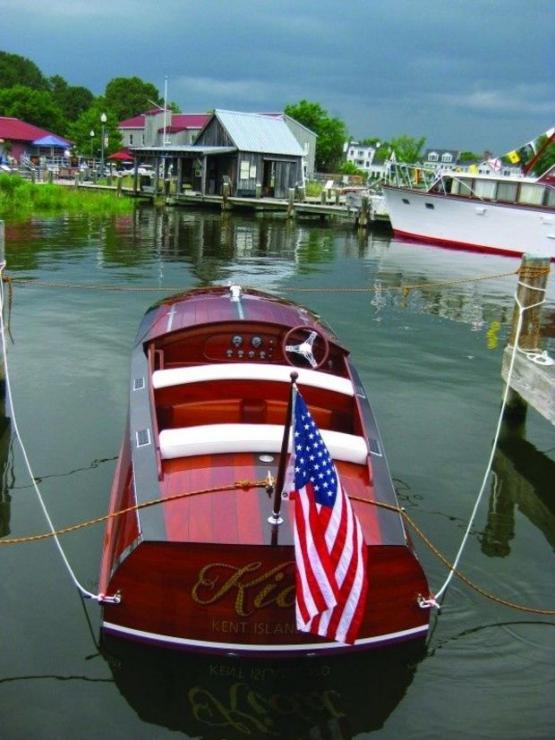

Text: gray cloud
xmin=1 ymin=0 xmax=553 ymax=152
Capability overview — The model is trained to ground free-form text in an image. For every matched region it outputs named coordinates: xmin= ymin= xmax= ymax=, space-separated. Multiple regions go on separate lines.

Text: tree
xmin=49 ymin=75 xmax=94 ymax=125
xmin=105 ymin=77 xmax=163 ymax=121
xmin=358 ymin=137 xmax=382 ymax=147
xmin=458 ymin=150 xmax=481 ymax=162
xmin=0 ymin=85 xmax=64 ymax=133
xmin=389 ymin=135 xmax=426 ymax=163
xmin=284 ymin=99 xmax=347 ymax=172
xmin=68 ymin=101 xmax=122 ymax=157
xmin=0 ymin=51 xmax=48 ymax=90
xmin=525 ymin=135 xmax=555 ymax=176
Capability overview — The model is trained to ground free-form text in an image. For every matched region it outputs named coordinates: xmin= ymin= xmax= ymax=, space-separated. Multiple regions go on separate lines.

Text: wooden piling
xmin=222 ymin=180 xmax=231 ymax=211
xmin=503 ymin=253 xmax=552 ymax=424
xmin=356 ymin=195 xmax=369 ymax=229
xmin=508 ymin=254 xmax=550 ymax=350
xmin=287 ymin=187 xmax=295 ymax=218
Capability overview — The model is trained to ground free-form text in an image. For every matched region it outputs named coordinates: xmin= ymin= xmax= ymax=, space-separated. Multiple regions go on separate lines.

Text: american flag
xmin=287 ymin=388 xmax=368 ymax=644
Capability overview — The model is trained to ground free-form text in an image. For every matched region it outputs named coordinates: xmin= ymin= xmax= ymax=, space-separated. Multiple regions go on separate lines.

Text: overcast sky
xmin=2 ymin=0 xmax=553 ymax=153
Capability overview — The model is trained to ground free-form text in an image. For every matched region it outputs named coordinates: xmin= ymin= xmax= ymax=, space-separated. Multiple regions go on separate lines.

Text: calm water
xmin=0 ymin=208 xmax=553 ymax=739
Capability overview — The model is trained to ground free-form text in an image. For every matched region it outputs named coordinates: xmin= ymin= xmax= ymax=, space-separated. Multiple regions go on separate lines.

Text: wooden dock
xmin=65 ymin=179 xmax=390 ymax=228
xmin=170 ymin=190 xmax=389 ymax=226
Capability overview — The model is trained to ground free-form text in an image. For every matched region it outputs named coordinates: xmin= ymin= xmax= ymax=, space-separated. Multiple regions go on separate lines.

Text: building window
xmin=441 ymin=153 xmax=452 ymax=163
xmin=428 ymin=152 xmax=439 ymax=162
xmin=129 ymin=134 xmax=134 ymax=145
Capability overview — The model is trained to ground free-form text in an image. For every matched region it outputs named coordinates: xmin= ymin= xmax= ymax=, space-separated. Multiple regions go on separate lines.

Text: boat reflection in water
xmin=101 ymin=635 xmax=425 ymax=738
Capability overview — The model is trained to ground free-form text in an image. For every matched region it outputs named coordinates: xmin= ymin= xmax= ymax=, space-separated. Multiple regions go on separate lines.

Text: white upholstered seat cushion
xmin=159 ymin=423 xmax=368 ymax=465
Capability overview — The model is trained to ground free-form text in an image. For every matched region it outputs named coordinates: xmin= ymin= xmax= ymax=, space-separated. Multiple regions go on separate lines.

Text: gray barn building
xmin=132 ymin=110 xmax=305 ymax=199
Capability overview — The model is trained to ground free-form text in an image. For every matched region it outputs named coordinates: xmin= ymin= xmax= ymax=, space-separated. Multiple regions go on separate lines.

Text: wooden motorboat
xmin=99 ymin=285 xmax=430 ymax=654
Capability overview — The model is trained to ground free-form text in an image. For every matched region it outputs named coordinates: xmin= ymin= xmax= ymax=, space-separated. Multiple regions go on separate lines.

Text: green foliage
xmin=105 ymin=77 xmax=162 ymax=121
xmin=358 ymin=137 xmax=382 ymax=147
xmin=0 ymin=85 xmax=65 ymax=133
xmin=0 ymin=51 xmax=48 ymax=90
xmin=49 ymin=75 xmax=94 ymax=125
xmin=0 ymin=173 xmax=133 ymax=217
xmin=389 ymin=135 xmax=426 ymax=163
xmin=304 ymin=180 xmax=323 ymax=197
xmin=284 ymin=99 xmax=347 ymax=172
xmin=339 ymin=160 xmax=365 ymax=178
xmin=458 ymin=150 xmax=481 ymax=162
xmin=68 ymin=100 xmax=122 ymax=157
xmin=529 ymin=138 xmax=555 ymax=176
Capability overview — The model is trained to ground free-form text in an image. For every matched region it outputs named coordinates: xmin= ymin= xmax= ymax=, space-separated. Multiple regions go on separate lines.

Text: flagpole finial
xmin=290 ymin=371 xmax=298 ymax=383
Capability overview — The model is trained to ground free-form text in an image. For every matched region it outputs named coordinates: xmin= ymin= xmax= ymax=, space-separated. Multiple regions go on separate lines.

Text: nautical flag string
xmin=287 ymin=387 xmax=368 ymax=644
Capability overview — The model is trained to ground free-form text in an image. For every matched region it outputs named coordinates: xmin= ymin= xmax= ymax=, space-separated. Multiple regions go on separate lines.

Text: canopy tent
xmin=109 ymin=150 xmax=134 ymax=161
xmin=32 ymin=134 xmax=69 ymax=148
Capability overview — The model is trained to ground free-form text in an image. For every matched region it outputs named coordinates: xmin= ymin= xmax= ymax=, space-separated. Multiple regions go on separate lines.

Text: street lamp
xmin=100 ymin=112 xmax=107 ymax=176
xmin=89 ymin=129 xmax=94 ymax=160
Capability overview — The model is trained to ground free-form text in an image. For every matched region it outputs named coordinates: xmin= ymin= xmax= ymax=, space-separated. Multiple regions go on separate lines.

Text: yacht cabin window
xmin=518 ymin=184 xmax=544 ymax=206
xmin=473 ymin=179 xmax=497 ymax=200
xmin=496 ymin=182 xmax=518 ymax=202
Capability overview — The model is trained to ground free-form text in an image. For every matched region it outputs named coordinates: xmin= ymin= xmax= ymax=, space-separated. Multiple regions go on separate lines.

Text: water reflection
xmin=374 ymin=240 xmax=521 ymax=333
xmin=481 ymin=425 xmax=555 ymax=557
xmin=101 ymin=636 xmax=425 ymax=739
xmin=0 ymin=370 xmax=12 ymax=538
xmin=0 ymin=415 xmax=11 ymax=538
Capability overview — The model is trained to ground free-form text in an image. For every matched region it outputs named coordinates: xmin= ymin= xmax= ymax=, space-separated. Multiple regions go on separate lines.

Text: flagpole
xmin=268 ymin=371 xmax=298 ymax=525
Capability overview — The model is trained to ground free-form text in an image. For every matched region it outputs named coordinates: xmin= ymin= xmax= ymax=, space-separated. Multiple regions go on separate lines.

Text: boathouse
xmin=132 ymin=109 xmax=305 ymax=198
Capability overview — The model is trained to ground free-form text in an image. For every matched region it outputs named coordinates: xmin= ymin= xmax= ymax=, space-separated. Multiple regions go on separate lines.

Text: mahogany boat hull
xmin=102 ymin=539 xmax=429 ymax=655
xmin=99 ymin=286 xmax=431 ymax=654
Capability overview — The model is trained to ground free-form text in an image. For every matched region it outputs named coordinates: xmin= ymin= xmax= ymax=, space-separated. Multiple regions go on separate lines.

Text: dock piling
xmin=503 ymin=253 xmax=552 ymax=424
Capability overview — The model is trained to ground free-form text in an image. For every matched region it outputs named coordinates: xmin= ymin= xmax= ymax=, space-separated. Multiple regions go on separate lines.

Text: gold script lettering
xmin=192 ymin=561 xmax=295 ymax=617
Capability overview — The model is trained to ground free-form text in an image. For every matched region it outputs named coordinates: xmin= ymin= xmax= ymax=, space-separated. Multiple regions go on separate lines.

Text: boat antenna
xmin=268 ymin=371 xmax=298 ymax=526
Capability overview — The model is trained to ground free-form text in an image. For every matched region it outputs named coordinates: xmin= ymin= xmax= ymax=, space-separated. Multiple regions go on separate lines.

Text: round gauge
xmin=251 ymin=335 xmax=263 ymax=348
xmin=231 ymin=335 xmax=243 ymax=347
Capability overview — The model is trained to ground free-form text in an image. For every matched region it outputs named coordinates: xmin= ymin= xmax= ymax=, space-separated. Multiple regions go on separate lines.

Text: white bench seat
xmin=152 ymin=363 xmax=354 ymax=397
xmin=159 ymin=423 xmax=368 ymax=465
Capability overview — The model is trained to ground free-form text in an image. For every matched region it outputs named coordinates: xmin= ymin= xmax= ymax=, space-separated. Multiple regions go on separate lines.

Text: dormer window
xmin=441 ymin=153 xmax=453 ymax=163
xmin=428 ymin=152 xmax=439 ymax=162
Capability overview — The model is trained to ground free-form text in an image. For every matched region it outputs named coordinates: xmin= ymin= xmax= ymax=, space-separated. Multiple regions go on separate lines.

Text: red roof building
xmin=0 ymin=116 xmax=71 ymax=163
xmin=119 ymin=109 xmax=210 ymax=148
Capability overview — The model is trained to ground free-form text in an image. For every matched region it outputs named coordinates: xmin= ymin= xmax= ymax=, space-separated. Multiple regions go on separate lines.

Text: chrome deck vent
xmin=368 ymin=438 xmax=382 ymax=456
xmin=133 ymin=377 xmax=145 ymax=391
xmin=136 ymin=428 xmax=151 ymax=448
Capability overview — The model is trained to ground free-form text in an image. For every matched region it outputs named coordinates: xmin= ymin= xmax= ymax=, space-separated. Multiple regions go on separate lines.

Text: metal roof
xmin=214 ymin=110 xmax=304 ymax=157
xmin=132 ymin=145 xmax=236 ymax=155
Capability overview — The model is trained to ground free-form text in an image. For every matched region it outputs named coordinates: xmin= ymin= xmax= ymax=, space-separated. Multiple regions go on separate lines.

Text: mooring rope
xmin=2 ymin=477 xmax=553 ymax=616
xmin=0 ymin=261 xmax=551 ymax=616
xmin=432 ymin=276 xmax=549 ymax=604
xmin=1 ymin=268 xmax=520 ymax=296
xmin=0 ymin=479 xmax=266 ymax=545
xmin=0 ymin=264 xmax=119 ymax=604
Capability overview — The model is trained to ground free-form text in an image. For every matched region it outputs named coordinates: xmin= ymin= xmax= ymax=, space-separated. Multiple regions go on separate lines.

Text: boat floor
xmin=158 ymin=452 xmax=382 ymax=547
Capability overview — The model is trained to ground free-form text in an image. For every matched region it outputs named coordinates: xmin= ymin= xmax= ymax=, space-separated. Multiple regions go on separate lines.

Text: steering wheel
xmin=282 ymin=325 xmax=330 ymax=369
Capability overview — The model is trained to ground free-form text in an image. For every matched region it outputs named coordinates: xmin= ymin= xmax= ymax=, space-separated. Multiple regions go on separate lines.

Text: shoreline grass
xmin=0 ymin=174 xmax=134 ymax=219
